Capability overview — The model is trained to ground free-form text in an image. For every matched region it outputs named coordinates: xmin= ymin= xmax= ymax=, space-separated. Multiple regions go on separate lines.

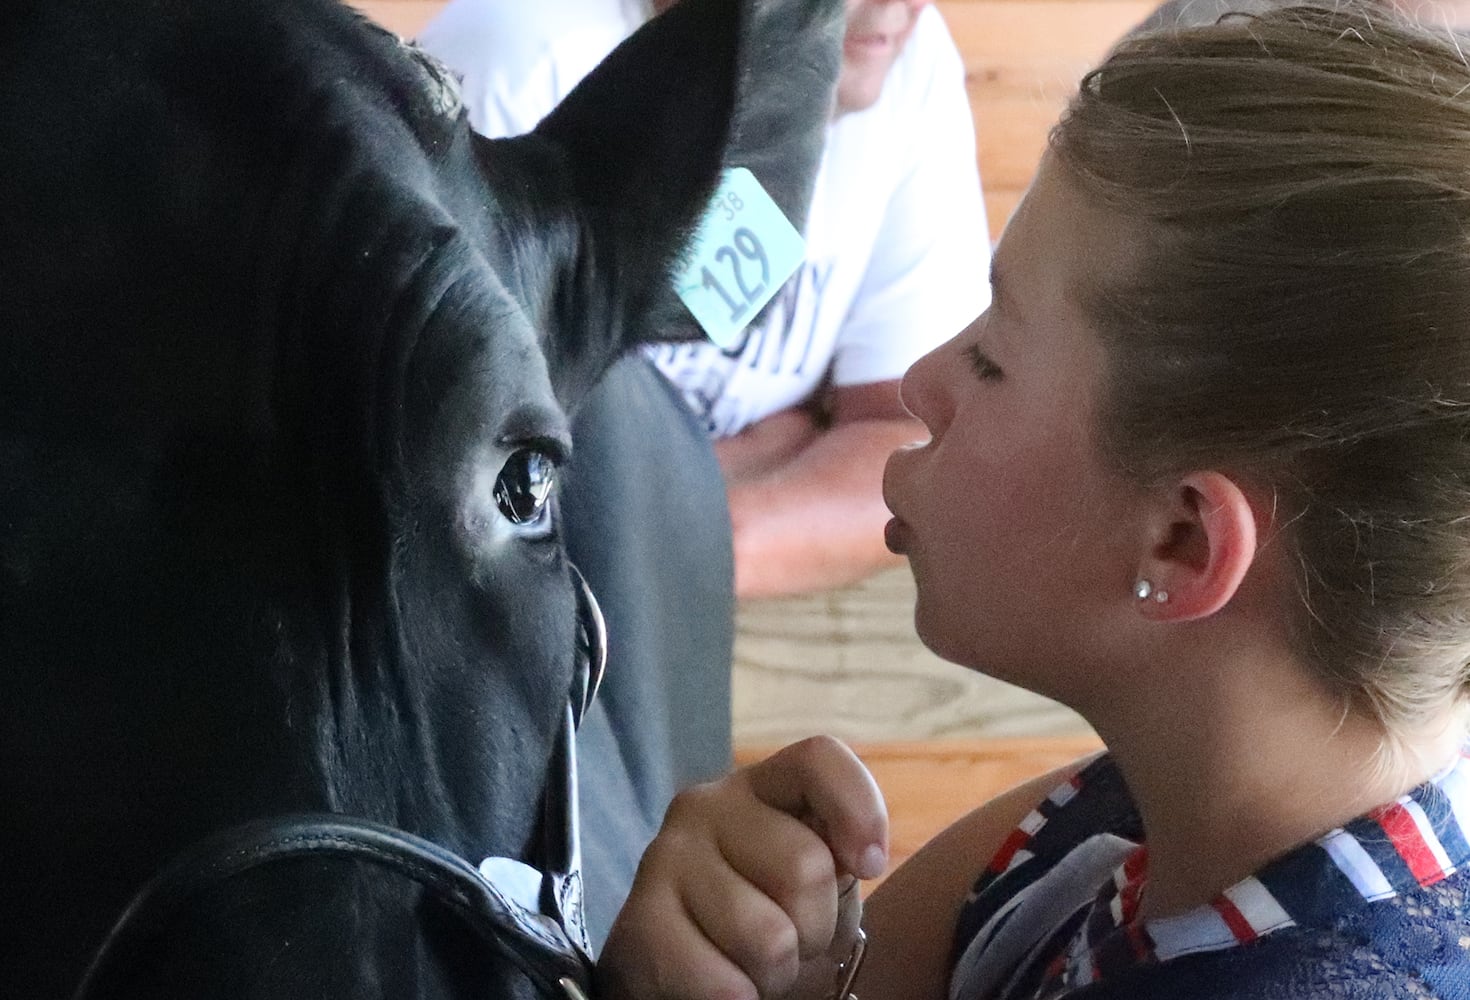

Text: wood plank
xmin=940 ymin=0 xmax=1158 ymax=237
xmin=975 ymin=97 xmax=1067 ymax=190
xmin=352 ymin=0 xmax=442 ymax=37
xmin=735 ymin=736 xmax=1104 ymax=886
xmin=940 ymin=0 xmax=1156 ymax=64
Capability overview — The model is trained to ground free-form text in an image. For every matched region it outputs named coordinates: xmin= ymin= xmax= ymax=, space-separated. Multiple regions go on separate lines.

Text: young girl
xmin=595 ymin=5 xmax=1470 ymax=998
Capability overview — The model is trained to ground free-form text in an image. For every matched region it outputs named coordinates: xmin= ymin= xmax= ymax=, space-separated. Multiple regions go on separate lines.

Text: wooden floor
xmin=735 ymin=735 xmax=1104 ymax=887
xmin=733 ymin=566 xmax=1094 ymax=745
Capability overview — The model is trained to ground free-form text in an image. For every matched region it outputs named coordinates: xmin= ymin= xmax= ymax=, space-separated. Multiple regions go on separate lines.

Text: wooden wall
xmin=350 ymin=0 xmax=1161 ymax=745
xmin=355 ymin=0 xmax=1157 ymax=243
xmin=944 ymin=0 xmax=1158 ymax=238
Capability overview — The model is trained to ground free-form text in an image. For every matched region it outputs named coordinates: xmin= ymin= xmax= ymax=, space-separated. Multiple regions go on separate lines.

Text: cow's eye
xmin=493 ymin=449 xmax=557 ymax=529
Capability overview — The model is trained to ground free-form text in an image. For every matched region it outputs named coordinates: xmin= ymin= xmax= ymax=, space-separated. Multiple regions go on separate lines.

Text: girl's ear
xmin=1135 ymin=471 xmax=1259 ymax=621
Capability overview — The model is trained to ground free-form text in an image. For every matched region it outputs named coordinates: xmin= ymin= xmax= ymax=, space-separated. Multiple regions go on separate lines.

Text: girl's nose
xmin=899 ymin=332 xmax=959 ymax=433
xmin=901 ymin=311 xmax=990 ymax=432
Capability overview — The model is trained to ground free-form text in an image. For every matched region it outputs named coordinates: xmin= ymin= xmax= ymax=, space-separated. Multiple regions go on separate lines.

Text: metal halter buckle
xmin=559 ymin=976 xmax=592 ymax=1000
xmin=830 ymin=927 xmax=867 ymax=1000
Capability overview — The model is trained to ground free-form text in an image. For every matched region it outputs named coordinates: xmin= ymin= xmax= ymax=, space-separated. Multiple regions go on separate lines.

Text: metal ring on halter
xmin=830 ymin=927 xmax=868 ymax=1000
xmin=567 ymin=561 xmax=608 ymax=729
xmin=559 ymin=976 xmax=592 ymax=1000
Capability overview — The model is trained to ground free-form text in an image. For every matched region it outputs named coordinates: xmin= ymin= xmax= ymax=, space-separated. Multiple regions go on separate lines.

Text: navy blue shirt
xmin=949 ymin=751 xmax=1470 ymax=999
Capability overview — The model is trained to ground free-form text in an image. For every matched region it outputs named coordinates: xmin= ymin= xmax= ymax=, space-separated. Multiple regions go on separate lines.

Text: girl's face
xmin=882 ymin=159 xmax=1147 ymax=699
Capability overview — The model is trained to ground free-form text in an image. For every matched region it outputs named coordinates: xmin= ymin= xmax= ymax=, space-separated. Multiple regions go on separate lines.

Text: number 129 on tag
xmin=673 ymin=168 xmax=806 ymax=349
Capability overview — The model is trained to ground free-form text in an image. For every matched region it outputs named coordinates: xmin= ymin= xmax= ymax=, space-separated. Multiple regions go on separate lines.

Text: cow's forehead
xmin=402 ymin=243 xmax=571 ymax=472
xmin=249 ymin=25 xmax=586 ymax=423
xmin=294 ymin=27 xmax=577 ymax=345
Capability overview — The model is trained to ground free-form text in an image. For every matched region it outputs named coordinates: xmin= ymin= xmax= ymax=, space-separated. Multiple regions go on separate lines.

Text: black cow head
xmin=0 ymin=0 xmax=841 ymax=996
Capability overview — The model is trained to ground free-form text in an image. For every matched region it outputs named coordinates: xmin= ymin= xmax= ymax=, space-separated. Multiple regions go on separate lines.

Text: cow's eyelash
xmin=498 ymin=434 xmax=570 ymax=467
xmin=964 ymin=343 xmax=1004 ymax=381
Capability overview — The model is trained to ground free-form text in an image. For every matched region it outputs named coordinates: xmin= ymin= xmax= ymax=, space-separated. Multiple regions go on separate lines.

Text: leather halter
xmin=73 ymin=561 xmax=609 ymax=1000
xmin=71 ymin=816 xmax=595 ymax=999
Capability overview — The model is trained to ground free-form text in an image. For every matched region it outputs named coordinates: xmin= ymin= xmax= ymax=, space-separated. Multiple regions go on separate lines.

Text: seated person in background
xmin=420 ymin=0 xmax=992 ymax=598
xmin=595 ymin=5 xmax=1470 ymax=997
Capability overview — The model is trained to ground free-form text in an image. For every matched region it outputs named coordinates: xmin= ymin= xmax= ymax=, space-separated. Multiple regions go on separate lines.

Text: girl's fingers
xmin=678 ymin=856 xmax=805 ymax=998
xmin=711 ymin=804 xmax=841 ymax=960
xmin=666 ymin=781 xmax=842 ymax=962
xmin=789 ymin=876 xmax=867 ymax=1000
xmin=599 ymin=737 xmax=889 ymax=1000
xmin=743 ymin=736 xmax=890 ymax=880
xmin=599 ymin=879 xmax=761 ymax=1000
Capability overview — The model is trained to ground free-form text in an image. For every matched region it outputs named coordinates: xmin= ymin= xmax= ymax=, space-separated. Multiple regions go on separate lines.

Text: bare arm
xmin=714 ymin=405 xmax=823 ymax=482
xmin=850 ymin=754 xmax=1099 ymax=1000
xmin=717 ymin=380 xmax=924 ymax=599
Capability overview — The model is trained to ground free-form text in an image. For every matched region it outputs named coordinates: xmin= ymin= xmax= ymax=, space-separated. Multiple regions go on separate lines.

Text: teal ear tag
xmin=673 ymin=167 xmax=806 ymax=349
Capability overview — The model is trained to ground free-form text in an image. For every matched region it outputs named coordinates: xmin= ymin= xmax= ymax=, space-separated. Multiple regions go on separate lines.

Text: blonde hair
xmin=1051 ymin=4 xmax=1470 ymax=736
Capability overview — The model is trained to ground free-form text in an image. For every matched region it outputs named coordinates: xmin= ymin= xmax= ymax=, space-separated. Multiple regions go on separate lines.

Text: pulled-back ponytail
xmin=1052 ymin=4 xmax=1470 ymax=732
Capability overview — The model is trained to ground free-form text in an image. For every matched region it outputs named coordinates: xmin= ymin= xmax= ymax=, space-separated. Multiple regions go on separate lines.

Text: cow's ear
xmin=525 ymin=0 xmax=843 ymax=387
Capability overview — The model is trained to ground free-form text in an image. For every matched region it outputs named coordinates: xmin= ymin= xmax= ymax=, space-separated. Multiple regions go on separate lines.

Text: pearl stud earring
xmin=1134 ymin=580 xmax=1170 ymax=604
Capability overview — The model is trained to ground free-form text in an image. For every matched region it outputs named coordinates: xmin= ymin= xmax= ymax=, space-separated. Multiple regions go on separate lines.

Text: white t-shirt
xmin=419 ymin=0 xmax=992 ymax=437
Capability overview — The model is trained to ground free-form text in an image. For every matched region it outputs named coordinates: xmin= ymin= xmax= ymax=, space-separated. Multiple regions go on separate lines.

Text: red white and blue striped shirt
xmin=949 ymin=750 xmax=1470 ymax=999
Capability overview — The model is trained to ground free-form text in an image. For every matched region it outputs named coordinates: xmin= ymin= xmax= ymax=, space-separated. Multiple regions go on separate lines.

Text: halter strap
xmin=75 ymin=562 xmax=609 ymax=998
xmin=71 ymin=813 xmax=595 ymax=1000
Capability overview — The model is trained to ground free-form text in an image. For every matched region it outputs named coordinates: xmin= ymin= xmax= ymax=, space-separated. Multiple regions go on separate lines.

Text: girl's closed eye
xmin=964 ymin=343 xmax=1004 ymax=381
